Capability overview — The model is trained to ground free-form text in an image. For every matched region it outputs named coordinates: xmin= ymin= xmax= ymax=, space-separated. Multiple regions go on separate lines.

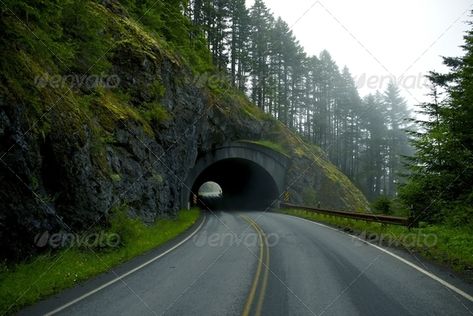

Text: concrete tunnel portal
xmin=182 ymin=142 xmax=289 ymax=211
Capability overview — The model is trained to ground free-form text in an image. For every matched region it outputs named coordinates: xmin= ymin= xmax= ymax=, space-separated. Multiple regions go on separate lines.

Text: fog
xmin=247 ymin=0 xmax=471 ymax=106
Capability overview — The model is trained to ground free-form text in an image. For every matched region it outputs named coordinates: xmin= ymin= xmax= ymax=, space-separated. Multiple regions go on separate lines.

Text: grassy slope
xmin=241 ymin=140 xmax=290 ymax=156
xmin=243 ymin=135 xmax=368 ymax=211
xmin=262 ymin=122 xmax=370 ymax=211
xmin=0 ymin=209 xmax=200 ymax=314
xmin=281 ymin=209 xmax=473 ymax=281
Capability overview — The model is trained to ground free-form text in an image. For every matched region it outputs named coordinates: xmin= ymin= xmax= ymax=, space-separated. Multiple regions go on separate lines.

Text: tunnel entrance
xmin=181 ymin=141 xmax=289 ymax=212
xmin=191 ymin=158 xmax=279 ymax=211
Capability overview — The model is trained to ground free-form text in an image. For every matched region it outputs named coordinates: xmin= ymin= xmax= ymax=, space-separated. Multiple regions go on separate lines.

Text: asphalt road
xmin=23 ymin=211 xmax=473 ymax=316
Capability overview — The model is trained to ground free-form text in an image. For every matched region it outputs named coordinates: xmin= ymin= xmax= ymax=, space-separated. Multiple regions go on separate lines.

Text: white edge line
xmin=44 ymin=216 xmax=206 ymax=315
xmin=282 ymin=213 xmax=473 ymax=303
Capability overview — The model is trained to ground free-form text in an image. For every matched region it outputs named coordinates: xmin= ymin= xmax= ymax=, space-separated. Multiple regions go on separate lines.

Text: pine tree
xmin=383 ymin=82 xmax=411 ymax=196
xmin=249 ymin=0 xmax=273 ymax=109
xmin=187 ymin=0 xmax=415 ymax=203
xmin=228 ymin=0 xmax=250 ymax=89
xmin=401 ymin=23 xmax=473 ymax=225
xmin=356 ymin=94 xmax=388 ymax=200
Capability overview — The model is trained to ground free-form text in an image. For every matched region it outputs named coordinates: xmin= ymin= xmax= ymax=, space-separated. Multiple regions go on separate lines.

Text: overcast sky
xmin=246 ymin=0 xmax=473 ymax=107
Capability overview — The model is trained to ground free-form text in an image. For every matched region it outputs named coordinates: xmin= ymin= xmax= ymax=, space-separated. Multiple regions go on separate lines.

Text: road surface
xmin=22 ymin=211 xmax=473 ymax=315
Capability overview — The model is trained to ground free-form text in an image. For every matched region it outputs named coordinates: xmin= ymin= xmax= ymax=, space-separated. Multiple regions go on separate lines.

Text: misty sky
xmin=246 ymin=0 xmax=473 ymax=107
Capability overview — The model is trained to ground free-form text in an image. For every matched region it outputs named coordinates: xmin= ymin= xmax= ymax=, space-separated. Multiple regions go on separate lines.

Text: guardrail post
xmin=274 ymin=200 xmax=280 ymax=209
xmin=407 ymin=212 xmax=418 ymax=230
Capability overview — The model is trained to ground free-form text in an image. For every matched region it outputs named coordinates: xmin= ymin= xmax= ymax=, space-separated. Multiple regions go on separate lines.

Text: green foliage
xmin=142 ymin=102 xmax=171 ymax=123
xmin=110 ymin=173 xmax=121 ymax=182
xmin=371 ymin=196 xmax=392 ymax=215
xmin=441 ymin=202 xmax=473 ymax=229
xmin=302 ymin=188 xmax=319 ymax=206
xmin=0 ymin=0 xmax=75 ymax=71
xmin=150 ymin=80 xmax=166 ymax=99
xmin=400 ymin=20 xmax=473 ymax=226
xmin=108 ymin=206 xmax=143 ymax=244
xmin=240 ymin=102 xmax=272 ymax=121
xmin=61 ymin=0 xmax=112 ymax=74
xmin=120 ymin=0 xmax=214 ymax=73
xmin=243 ymin=140 xmax=289 ymax=156
xmin=1 ymin=0 xmax=112 ymax=76
xmin=293 ymin=140 xmax=370 ymax=212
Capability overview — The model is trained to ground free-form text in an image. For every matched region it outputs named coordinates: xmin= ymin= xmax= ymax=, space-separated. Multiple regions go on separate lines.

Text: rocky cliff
xmin=0 ymin=1 xmax=368 ymax=260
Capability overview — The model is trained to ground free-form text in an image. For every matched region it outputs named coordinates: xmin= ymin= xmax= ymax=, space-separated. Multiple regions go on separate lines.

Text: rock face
xmin=0 ymin=44 xmax=266 ymax=259
xmin=0 ymin=4 xmax=368 ymax=260
xmin=286 ymin=155 xmax=368 ymax=211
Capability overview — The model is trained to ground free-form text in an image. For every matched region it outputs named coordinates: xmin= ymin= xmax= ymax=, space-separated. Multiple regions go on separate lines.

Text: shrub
xmin=372 ymin=195 xmax=392 ymax=215
xmin=142 ymin=102 xmax=171 ymax=122
xmin=108 ymin=206 xmax=143 ymax=245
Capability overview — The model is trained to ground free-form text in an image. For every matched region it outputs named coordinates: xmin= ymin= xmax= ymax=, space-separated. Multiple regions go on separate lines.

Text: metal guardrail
xmin=280 ymin=202 xmax=414 ymax=227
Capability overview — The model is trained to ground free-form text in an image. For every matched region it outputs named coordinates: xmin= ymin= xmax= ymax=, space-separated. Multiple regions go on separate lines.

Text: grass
xmin=240 ymin=102 xmax=273 ymax=121
xmin=280 ymin=208 xmax=473 ymax=280
xmin=0 ymin=208 xmax=200 ymax=314
xmin=243 ymin=140 xmax=290 ymax=157
xmin=142 ymin=102 xmax=171 ymax=123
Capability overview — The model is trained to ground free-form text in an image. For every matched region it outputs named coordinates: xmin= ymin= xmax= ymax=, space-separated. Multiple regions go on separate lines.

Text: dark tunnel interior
xmin=191 ymin=158 xmax=279 ymax=211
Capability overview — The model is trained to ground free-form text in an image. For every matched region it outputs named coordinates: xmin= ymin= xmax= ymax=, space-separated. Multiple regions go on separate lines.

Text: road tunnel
xmin=191 ymin=158 xmax=280 ymax=211
xmin=181 ymin=142 xmax=289 ymax=211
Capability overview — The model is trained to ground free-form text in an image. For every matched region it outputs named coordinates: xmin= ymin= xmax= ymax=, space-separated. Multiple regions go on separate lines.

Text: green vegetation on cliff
xmin=251 ymin=122 xmax=369 ymax=211
xmin=0 ymin=0 xmax=369 ymax=211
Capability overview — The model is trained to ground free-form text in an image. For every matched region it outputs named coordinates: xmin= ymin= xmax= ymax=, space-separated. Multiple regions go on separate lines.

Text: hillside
xmin=0 ymin=0 xmax=368 ymax=260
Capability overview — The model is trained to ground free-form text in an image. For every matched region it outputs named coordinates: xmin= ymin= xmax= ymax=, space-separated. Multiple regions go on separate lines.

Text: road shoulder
xmin=18 ymin=214 xmax=206 ymax=316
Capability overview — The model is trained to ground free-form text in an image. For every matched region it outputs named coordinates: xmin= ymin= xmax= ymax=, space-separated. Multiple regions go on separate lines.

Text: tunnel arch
xmin=182 ymin=142 xmax=289 ymax=210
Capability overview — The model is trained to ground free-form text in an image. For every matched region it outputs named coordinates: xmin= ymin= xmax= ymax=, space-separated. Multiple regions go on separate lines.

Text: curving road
xmin=22 ymin=211 xmax=473 ymax=316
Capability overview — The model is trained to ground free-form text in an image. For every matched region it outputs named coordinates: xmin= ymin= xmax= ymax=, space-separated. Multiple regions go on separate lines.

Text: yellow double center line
xmin=240 ymin=215 xmax=270 ymax=316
